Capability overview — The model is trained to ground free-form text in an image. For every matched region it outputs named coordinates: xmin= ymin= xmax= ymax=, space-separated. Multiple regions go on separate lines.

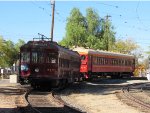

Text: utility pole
xmin=105 ymin=15 xmax=111 ymax=51
xmin=51 ymin=0 xmax=55 ymax=41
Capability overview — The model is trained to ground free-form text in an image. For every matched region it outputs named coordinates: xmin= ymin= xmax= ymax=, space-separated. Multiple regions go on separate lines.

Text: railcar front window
xmin=81 ymin=55 xmax=86 ymax=60
xmin=31 ymin=52 xmax=44 ymax=63
xmin=21 ymin=52 xmax=30 ymax=63
xmin=32 ymin=52 xmax=38 ymax=63
xmin=38 ymin=53 xmax=44 ymax=63
xmin=46 ymin=53 xmax=57 ymax=63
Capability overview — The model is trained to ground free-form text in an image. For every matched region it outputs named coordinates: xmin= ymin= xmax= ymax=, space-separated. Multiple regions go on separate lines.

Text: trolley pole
xmin=51 ymin=0 xmax=55 ymax=41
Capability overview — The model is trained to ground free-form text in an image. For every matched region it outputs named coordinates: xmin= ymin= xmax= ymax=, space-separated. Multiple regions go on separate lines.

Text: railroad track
xmin=121 ymin=83 xmax=150 ymax=112
xmin=141 ymin=84 xmax=150 ymax=97
xmin=17 ymin=88 xmax=85 ymax=113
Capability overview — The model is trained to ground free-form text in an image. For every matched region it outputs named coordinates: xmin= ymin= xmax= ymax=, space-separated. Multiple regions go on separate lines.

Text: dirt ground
xmin=0 ymin=78 xmax=149 ymax=113
xmin=61 ymin=78 xmax=149 ymax=113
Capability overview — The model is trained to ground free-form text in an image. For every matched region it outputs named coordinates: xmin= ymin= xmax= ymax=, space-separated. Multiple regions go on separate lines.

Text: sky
xmin=0 ymin=1 xmax=150 ymax=57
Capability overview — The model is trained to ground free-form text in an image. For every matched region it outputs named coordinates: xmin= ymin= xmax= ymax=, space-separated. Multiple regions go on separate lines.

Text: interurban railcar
xmin=19 ymin=38 xmax=81 ymax=88
xmin=73 ymin=47 xmax=135 ymax=79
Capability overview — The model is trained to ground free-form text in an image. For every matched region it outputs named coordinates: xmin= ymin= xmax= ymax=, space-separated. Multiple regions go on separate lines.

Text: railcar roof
xmin=57 ymin=45 xmax=80 ymax=58
xmin=73 ymin=47 xmax=134 ymax=58
xmin=20 ymin=40 xmax=80 ymax=57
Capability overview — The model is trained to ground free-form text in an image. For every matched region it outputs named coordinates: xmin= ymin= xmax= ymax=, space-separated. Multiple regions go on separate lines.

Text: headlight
xmin=35 ymin=68 xmax=39 ymax=72
xmin=21 ymin=64 xmax=29 ymax=71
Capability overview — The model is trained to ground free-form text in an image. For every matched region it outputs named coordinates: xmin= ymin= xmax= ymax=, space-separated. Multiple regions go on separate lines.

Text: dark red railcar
xmin=73 ymin=47 xmax=135 ymax=79
xmin=19 ymin=38 xmax=81 ymax=88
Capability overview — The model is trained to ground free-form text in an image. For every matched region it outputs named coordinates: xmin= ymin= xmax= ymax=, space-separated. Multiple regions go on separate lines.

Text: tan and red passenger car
xmin=74 ymin=47 xmax=135 ymax=79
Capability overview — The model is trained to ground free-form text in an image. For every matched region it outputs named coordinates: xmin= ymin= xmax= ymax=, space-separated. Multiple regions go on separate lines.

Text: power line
xmin=135 ymin=1 xmax=150 ymax=30
xmin=97 ymin=2 xmax=119 ymax=8
xmin=31 ymin=1 xmax=51 ymax=16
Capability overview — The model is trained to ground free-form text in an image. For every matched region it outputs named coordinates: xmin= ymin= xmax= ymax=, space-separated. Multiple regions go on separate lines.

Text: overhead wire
xmin=97 ymin=2 xmax=119 ymax=8
xmin=46 ymin=1 xmax=67 ymax=23
xmin=31 ymin=1 xmax=51 ymax=16
xmin=135 ymin=0 xmax=150 ymax=30
xmin=95 ymin=1 xmax=150 ymax=32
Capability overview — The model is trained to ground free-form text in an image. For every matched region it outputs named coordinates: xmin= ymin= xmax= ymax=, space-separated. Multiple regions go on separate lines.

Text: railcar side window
xmin=105 ymin=59 xmax=108 ymax=65
xmin=101 ymin=58 xmax=104 ymax=65
xmin=119 ymin=60 xmax=122 ymax=66
xmin=59 ymin=58 xmax=69 ymax=67
xmin=21 ymin=52 xmax=30 ymax=63
xmin=132 ymin=60 xmax=135 ymax=65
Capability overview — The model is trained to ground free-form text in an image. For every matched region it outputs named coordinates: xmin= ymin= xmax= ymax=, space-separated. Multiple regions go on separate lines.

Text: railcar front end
xmin=19 ymin=46 xmax=60 ymax=87
xmin=19 ymin=38 xmax=81 ymax=89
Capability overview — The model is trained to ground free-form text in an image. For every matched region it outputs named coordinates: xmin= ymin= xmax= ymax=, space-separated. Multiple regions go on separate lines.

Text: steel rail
xmin=51 ymin=90 xmax=86 ymax=113
xmin=23 ymin=89 xmax=84 ymax=113
xmin=122 ymin=87 xmax=150 ymax=110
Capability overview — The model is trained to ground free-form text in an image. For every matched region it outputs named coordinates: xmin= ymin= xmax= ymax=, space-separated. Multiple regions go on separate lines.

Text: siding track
xmin=119 ymin=83 xmax=150 ymax=113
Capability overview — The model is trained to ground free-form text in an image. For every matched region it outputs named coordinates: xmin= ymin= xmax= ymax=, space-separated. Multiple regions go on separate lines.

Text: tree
xmin=0 ymin=36 xmax=6 ymax=67
xmin=59 ymin=8 xmax=116 ymax=50
xmin=112 ymin=38 xmax=139 ymax=54
xmin=0 ymin=36 xmax=25 ymax=68
xmin=14 ymin=39 xmax=25 ymax=53
xmin=85 ymin=8 xmax=104 ymax=50
xmin=86 ymin=8 xmax=100 ymax=36
xmin=60 ymin=8 xmax=87 ymax=47
xmin=101 ymin=16 xmax=116 ymax=51
xmin=0 ymin=38 xmax=16 ymax=67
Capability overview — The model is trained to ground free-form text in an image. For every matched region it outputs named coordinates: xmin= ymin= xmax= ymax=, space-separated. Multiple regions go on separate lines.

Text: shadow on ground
xmin=60 ymin=77 xmax=149 ymax=96
xmin=0 ymin=106 xmax=83 ymax=113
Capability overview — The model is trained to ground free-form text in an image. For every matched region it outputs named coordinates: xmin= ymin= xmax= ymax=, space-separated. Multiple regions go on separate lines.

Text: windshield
xmin=46 ymin=53 xmax=57 ymax=63
xmin=31 ymin=52 xmax=57 ymax=63
xmin=21 ymin=52 xmax=30 ymax=63
xmin=81 ymin=55 xmax=86 ymax=60
xmin=32 ymin=52 xmax=44 ymax=63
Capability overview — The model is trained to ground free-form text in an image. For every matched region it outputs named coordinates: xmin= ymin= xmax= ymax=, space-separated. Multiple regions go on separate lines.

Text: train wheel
xmin=79 ymin=77 xmax=83 ymax=82
xmin=31 ymin=83 xmax=40 ymax=89
xmin=111 ymin=73 xmax=121 ymax=79
xmin=31 ymin=83 xmax=36 ymax=89
xmin=19 ymin=80 xmax=24 ymax=85
xmin=56 ymin=79 xmax=67 ymax=89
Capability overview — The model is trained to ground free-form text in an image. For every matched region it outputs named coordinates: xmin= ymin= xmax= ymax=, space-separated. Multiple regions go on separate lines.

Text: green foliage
xmin=64 ymin=8 xmax=87 ymax=47
xmin=59 ymin=7 xmax=116 ymax=50
xmin=59 ymin=7 xmax=139 ymax=57
xmin=112 ymin=38 xmax=139 ymax=54
xmin=86 ymin=35 xmax=104 ymax=50
xmin=101 ymin=18 xmax=116 ymax=50
xmin=85 ymin=8 xmax=105 ymax=50
xmin=0 ymin=36 xmax=25 ymax=68
xmin=15 ymin=39 xmax=25 ymax=52
xmin=86 ymin=8 xmax=100 ymax=35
